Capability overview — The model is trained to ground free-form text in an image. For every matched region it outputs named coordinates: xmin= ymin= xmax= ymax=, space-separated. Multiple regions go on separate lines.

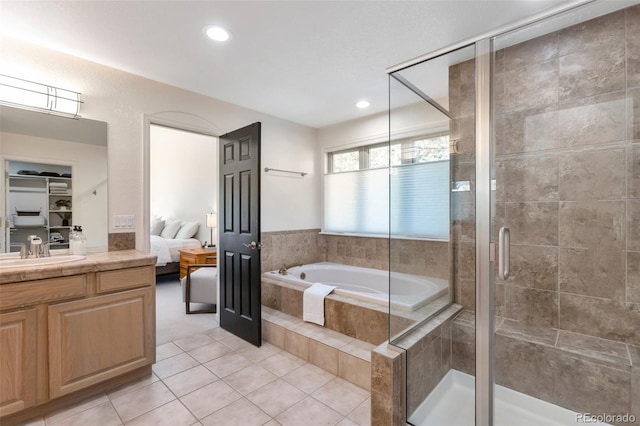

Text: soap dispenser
xmin=69 ymin=226 xmax=78 ymax=254
xmin=74 ymin=226 xmax=87 ymax=255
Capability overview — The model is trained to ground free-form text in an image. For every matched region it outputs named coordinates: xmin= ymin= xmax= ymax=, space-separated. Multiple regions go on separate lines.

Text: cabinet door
xmin=0 ymin=309 xmax=37 ymax=416
xmin=48 ymin=287 xmax=155 ymax=398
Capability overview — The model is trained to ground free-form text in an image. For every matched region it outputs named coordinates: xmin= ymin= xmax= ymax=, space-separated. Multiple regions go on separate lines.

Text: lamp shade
xmin=0 ymin=74 xmax=81 ymax=118
xmin=206 ymin=213 xmax=217 ymax=228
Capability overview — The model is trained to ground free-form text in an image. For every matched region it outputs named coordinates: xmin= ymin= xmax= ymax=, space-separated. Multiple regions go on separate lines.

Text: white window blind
xmin=324 ymin=135 xmax=450 ymax=239
xmin=390 ymin=160 xmax=449 ymax=239
xmin=324 ymin=168 xmax=389 ymax=235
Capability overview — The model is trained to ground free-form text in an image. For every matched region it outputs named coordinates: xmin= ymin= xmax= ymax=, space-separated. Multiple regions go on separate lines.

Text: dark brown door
xmin=218 ymin=122 xmax=262 ymax=346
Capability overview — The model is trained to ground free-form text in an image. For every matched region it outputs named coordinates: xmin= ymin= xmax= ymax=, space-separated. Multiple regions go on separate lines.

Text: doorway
xmin=146 ymin=121 xmax=219 ymax=344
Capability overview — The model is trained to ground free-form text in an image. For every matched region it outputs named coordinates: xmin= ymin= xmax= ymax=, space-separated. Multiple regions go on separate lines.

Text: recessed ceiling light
xmin=204 ymin=26 xmax=231 ymax=42
xmin=356 ymin=100 xmax=370 ymax=109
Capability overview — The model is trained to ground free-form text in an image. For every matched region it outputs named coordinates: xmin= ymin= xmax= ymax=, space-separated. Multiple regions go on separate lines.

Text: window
xmin=324 ymin=133 xmax=450 ymax=239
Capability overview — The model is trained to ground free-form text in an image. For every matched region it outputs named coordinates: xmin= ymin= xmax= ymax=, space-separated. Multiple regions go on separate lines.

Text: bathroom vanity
xmin=0 ymin=250 xmax=156 ymax=424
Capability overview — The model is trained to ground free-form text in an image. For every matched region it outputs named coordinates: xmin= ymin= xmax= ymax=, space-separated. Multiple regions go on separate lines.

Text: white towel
xmin=303 ymin=283 xmax=337 ymax=326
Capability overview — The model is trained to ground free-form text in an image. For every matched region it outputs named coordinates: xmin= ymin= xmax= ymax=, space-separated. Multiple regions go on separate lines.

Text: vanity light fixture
xmin=356 ymin=100 xmax=370 ymax=109
xmin=204 ymin=25 xmax=231 ymax=42
xmin=0 ymin=74 xmax=81 ymax=118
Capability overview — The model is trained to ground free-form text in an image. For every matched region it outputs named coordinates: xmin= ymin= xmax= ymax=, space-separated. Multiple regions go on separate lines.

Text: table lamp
xmin=206 ymin=212 xmax=217 ymax=247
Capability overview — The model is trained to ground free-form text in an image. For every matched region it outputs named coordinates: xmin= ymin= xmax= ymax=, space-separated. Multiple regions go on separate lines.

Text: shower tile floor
xmin=23 ymin=327 xmax=370 ymax=426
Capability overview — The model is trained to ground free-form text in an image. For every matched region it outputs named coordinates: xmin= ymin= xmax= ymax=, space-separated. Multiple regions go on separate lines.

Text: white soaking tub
xmin=264 ymin=262 xmax=448 ymax=311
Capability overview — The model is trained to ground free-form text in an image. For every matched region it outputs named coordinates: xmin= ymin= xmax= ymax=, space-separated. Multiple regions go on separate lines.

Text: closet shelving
xmin=7 ymin=173 xmax=73 ymax=251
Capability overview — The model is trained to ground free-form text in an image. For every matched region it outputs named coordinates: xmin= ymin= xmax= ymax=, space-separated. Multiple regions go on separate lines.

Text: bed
xmin=150 ymin=218 xmax=202 ymax=275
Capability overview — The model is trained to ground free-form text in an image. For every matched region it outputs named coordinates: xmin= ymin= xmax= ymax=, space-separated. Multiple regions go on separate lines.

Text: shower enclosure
xmin=387 ymin=1 xmax=640 ymax=424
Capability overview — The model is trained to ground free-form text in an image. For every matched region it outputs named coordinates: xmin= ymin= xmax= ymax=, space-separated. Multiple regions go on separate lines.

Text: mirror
xmin=0 ymin=105 xmax=108 ymax=252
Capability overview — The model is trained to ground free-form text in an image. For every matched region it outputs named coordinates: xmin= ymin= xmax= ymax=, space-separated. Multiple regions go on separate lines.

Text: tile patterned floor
xmin=24 ymin=327 xmax=371 ymax=426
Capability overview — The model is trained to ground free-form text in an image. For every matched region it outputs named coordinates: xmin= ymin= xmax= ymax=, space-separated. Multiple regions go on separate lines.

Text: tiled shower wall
xmin=453 ymin=6 xmax=640 ymax=346
xmin=494 ymin=7 xmax=640 ymax=345
xmin=261 ymin=229 xmax=449 ymax=280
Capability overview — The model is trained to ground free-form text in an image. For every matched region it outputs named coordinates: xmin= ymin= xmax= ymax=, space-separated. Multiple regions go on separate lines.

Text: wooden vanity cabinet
xmin=0 ymin=259 xmax=155 ymax=422
xmin=0 ymin=309 xmax=37 ymax=417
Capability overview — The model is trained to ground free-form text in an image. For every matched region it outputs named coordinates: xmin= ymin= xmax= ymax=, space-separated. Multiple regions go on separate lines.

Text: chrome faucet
xmin=27 ymin=235 xmax=47 ymax=258
xmin=9 ymin=243 xmax=27 ymax=259
xmin=278 ymin=263 xmax=302 ymax=275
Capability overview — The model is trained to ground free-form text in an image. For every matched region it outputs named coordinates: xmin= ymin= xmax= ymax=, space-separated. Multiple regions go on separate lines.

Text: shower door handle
xmin=498 ymin=227 xmax=510 ymax=280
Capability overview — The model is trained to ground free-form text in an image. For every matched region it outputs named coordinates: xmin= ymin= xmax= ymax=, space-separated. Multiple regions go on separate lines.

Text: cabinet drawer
xmin=96 ymin=266 xmax=154 ymax=293
xmin=0 ymin=276 xmax=86 ymax=311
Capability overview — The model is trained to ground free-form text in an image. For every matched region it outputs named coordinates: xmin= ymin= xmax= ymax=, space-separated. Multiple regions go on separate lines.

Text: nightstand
xmin=179 ymin=247 xmax=217 ymax=279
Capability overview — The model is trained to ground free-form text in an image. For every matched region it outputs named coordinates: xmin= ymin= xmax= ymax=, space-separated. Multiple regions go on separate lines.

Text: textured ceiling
xmin=0 ymin=0 xmax=569 ymax=128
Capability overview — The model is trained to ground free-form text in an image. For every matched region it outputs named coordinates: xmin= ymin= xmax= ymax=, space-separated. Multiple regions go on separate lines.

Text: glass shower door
xmin=491 ymin=2 xmax=639 ymax=424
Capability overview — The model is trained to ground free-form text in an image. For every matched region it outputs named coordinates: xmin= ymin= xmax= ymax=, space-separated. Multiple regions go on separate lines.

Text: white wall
xmin=1 ymin=132 xmax=108 ymax=250
xmin=150 ymin=125 xmax=217 ymax=244
xmin=1 ymin=36 xmax=320 ymax=250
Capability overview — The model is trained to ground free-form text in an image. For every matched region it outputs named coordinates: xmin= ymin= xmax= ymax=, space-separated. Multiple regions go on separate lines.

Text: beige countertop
xmin=0 ymin=250 xmax=157 ymax=284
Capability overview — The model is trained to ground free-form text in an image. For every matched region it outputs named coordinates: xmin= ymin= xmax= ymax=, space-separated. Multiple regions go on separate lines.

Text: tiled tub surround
xmin=451 ymin=311 xmax=640 ymax=424
xmin=262 ymin=276 xmax=403 ymax=345
xmin=260 ymin=229 xmax=449 ymax=281
xmin=260 ymin=229 xmax=323 ymax=274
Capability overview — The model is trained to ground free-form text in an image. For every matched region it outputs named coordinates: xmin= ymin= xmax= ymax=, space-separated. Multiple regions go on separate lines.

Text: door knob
xmin=243 ymin=241 xmax=262 ymax=250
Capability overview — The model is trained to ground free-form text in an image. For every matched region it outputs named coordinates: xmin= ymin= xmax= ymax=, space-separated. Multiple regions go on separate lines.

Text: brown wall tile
xmin=505 ymin=202 xmax=558 ymax=246
xmin=557 ymin=93 xmax=626 ymax=148
xmin=559 ymin=148 xmax=626 ymax=201
xmin=498 ymin=245 xmax=558 ymax=291
xmin=629 ymin=252 xmax=640 ymax=304
xmin=108 ymin=232 xmax=135 ymax=251
xmin=495 ymin=107 xmax=559 ymax=155
xmin=629 ymin=200 xmax=640 ymax=251
xmin=559 ymin=247 xmax=626 ymax=301
xmin=632 ymin=371 xmax=640 ymax=423
xmin=503 ymin=32 xmax=558 ymax=72
xmin=629 ymin=144 xmax=640 ymax=199
xmin=505 ymin=286 xmax=558 ymax=328
xmin=558 ymin=11 xmax=625 ymax=101
xmin=451 ymin=321 xmax=475 ymax=375
xmin=503 ymin=59 xmax=558 ymax=112
xmin=552 ymin=352 xmax=631 ymax=415
xmin=495 ymin=335 xmax=555 ymax=402
xmin=500 ymin=155 xmax=559 ymax=202
xmin=631 ymin=88 xmax=640 ymax=140
xmin=558 ymin=201 xmax=625 ymax=250
xmin=627 ymin=5 xmax=640 ymax=89
xmin=261 ymin=229 xmax=322 ymax=273
xmin=559 ymin=293 xmax=640 ymax=345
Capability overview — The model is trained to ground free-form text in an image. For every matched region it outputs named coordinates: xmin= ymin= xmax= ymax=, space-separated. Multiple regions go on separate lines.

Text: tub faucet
xmin=278 ymin=263 xmax=302 ymax=275
xmin=9 ymin=243 xmax=27 ymax=259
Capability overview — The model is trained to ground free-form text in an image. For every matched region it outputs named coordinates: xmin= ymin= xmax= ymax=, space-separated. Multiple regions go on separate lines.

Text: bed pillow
xmin=160 ymin=220 xmax=182 ymax=239
xmin=150 ymin=218 xmax=165 ymax=236
xmin=175 ymin=221 xmax=200 ymax=239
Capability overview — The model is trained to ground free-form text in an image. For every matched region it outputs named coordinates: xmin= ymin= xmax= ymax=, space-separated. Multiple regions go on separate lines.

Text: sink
xmin=0 ymin=255 xmax=86 ymax=268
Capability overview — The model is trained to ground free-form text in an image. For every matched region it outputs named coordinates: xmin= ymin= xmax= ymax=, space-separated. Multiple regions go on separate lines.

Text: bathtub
xmin=264 ymin=262 xmax=448 ymax=312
